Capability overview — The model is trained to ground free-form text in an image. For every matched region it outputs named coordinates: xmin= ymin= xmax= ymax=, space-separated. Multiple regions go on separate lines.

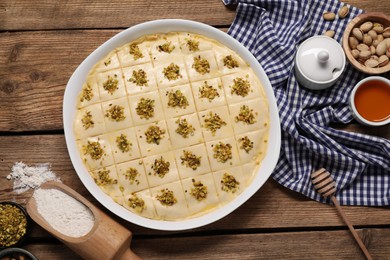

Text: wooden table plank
xmin=1 ymin=134 xmax=389 ymax=237
xmin=0 ymin=0 xmax=235 ymax=31
xmin=22 ymin=228 xmax=390 ymax=259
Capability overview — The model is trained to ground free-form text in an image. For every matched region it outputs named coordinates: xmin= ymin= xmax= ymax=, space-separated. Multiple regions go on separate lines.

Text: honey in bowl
xmin=354 ymin=79 xmax=390 ymax=123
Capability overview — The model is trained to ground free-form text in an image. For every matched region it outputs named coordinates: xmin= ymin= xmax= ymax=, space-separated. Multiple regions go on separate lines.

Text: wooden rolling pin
xmin=26 ymin=181 xmax=141 ymax=260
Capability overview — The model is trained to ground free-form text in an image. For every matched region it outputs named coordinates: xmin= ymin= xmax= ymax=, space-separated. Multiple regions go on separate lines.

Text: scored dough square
xmin=128 ymin=91 xmax=165 ymax=126
xmin=101 ymin=97 xmax=133 ymax=132
xmin=159 ymin=84 xmax=196 ymax=119
xmin=150 ymin=181 xmax=189 ymax=220
xmin=174 ymin=143 xmax=211 ymax=179
xmin=116 ymin=40 xmax=151 ymax=67
xmin=214 ymin=48 xmax=248 ymax=76
xmin=198 ymin=106 xmax=234 ymax=142
xmin=154 ymin=58 xmax=189 ymax=89
xmin=74 ymin=103 xmax=106 ymax=140
xmin=166 ymin=113 xmax=203 ymax=149
xmin=123 ymin=63 xmax=158 ymax=95
xmin=77 ymin=135 xmax=115 ymax=170
xmin=123 ymin=189 xmax=157 ymax=219
xmin=221 ymin=72 xmax=262 ymax=105
xmin=149 ymin=33 xmax=182 ymax=63
xmin=213 ymin=166 xmax=247 ymax=204
xmin=184 ymin=51 xmax=220 ymax=81
xmin=91 ymin=165 xmax=122 ymax=197
xmin=135 ymin=121 xmax=171 ymax=157
xmin=191 ymin=78 xmax=226 ymax=111
xmin=116 ymin=159 xmax=148 ymax=194
xmin=77 ymin=76 xmax=101 ymax=109
xmin=106 ymin=128 xmax=141 ymax=164
xmin=236 ymin=129 xmax=268 ymax=164
xmin=229 ymin=98 xmax=269 ymax=135
xmin=205 ymin=137 xmax=240 ymax=171
xmin=93 ymin=50 xmax=121 ymax=73
xmin=182 ymin=173 xmax=220 ymax=215
xmin=96 ymin=69 xmax=126 ymax=102
xmin=178 ymin=33 xmax=214 ymax=54
xmin=143 ymin=151 xmax=179 ymax=188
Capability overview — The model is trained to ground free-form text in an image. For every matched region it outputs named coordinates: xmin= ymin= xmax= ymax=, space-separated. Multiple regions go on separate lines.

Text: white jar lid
xmin=296 ymin=36 xmax=345 ymax=83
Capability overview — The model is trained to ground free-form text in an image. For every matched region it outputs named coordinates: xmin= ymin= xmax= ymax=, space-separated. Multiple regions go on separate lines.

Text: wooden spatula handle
xmin=331 ymin=196 xmax=372 ymax=260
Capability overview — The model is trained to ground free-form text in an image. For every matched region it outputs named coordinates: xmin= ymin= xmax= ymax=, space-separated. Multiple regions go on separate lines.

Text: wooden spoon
xmin=311 ymin=168 xmax=372 ymax=260
xmin=26 ymin=181 xmax=141 ymax=260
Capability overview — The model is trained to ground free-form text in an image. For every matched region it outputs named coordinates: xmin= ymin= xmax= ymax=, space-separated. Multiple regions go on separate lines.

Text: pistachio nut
xmin=376 ymin=40 xmax=388 ymax=56
xmin=378 ymin=55 xmax=389 ymax=67
xmin=359 ymin=50 xmax=372 ymax=60
xmin=359 ymin=21 xmax=373 ymax=32
xmin=351 ymin=49 xmax=360 ymax=59
xmin=338 ymin=6 xmax=349 ymax=19
xmin=371 ymin=55 xmax=379 ymax=60
xmin=370 ymin=45 xmax=376 ymax=55
xmin=368 ymin=30 xmax=378 ymax=40
xmin=363 ymin=34 xmax=373 ymax=46
xmin=372 ymin=39 xmax=380 ymax=47
xmin=377 ymin=34 xmax=384 ymax=42
xmin=349 ymin=36 xmax=359 ymax=49
xmin=324 ymin=30 xmax=335 ymax=38
xmin=352 ymin=28 xmax=364 ymax=41
xmin=364 ymin=59 xmax=379 ymax=68
xmin=373 ymin=23 xmax=384 ymax=33
xmin=323 ymin=12 xmax=336 ymax=21
xmin=357 ymin=43 xmax=369 ymax=51
xmin=383 ymin=27 xmax=390 ymax=38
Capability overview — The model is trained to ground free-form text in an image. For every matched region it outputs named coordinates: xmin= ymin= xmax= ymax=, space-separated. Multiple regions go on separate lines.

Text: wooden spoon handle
xmin=331 ymin=196 xmax=373 ymax=260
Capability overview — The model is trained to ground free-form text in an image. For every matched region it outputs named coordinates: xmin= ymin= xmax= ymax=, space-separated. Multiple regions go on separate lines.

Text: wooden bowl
xmin=342 ymin=12 xmax=390 ymax=74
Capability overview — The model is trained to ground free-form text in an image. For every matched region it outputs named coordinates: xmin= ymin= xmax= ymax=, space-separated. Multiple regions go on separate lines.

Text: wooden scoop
xmin=26 ymin=181 xmax=141 ymax=260
xmin=311 ymin=168 xmax=372 ymax=260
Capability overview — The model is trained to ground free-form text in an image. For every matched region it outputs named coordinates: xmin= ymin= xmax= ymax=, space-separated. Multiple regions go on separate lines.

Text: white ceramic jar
xmin=295 ymin=36 xmax=346 ymax=90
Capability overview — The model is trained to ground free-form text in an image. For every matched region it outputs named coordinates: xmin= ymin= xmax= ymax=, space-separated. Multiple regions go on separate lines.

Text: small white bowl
xmin=349 ymin=76 xmax=390 ymax=126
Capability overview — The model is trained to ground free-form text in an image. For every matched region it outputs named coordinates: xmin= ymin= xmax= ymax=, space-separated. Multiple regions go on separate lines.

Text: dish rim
xmin=63 ymin=19 xmax=281 ymax=231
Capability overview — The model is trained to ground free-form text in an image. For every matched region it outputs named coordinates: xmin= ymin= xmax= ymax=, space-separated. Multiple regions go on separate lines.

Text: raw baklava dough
xmin=74 ymin=32 xmax=269 ymax=220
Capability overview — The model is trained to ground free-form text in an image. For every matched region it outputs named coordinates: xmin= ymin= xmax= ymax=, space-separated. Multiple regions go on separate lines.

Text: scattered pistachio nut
xmin=360 ymin=21 xmax=373 ymax=32
xmin=364 ymin=59 xmax=379 ymax=68
xmin=338 ymin=6 xmax=349 ymax=19
xmin=323 ymin=12 xmax=336 ymax=21
xmin=324 ymin=30 xmax=335 ymax=38
xmin=378 ymin=55 xmax=389 ymax=67
xmin=352 ymin=28 xmax=364 ymax=41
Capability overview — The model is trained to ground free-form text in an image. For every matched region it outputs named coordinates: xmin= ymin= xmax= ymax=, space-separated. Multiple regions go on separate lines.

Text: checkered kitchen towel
xmin=223 ymin=0 xmax=390 ymax=206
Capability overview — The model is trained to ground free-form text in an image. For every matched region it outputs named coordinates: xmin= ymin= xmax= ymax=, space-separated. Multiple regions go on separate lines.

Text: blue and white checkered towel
xmin=223 ymin=0 xmax=390 ymax=206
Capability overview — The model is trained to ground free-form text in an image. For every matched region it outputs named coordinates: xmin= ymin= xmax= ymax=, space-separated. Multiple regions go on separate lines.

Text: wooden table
xmin=1 ymin=1 xmax=389 ymax=259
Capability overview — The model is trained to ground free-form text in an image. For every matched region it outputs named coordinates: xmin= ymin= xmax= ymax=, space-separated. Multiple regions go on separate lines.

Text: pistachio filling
xmin=129 ymin=43 xmax=144 ymax=60
xmin=103 ymin=75 xmax=119 ymax=95
xmin=145 ymin=125 xmax=165 ymax=145
xmin=156 ymin=188 xmax=177 ymax=206
xmin=231 ymin=77 xmax=251 ymax=97
xmin=190 ymin=179 xmax=208 ymax=201
xmin=213 ymin=142 xmax=232 ymax=163
xmin=128 ymin=194 xmax=146 ymax=213
xmin=95 ymin=168 xmax=117 ymax=185
xmin=80 ymin=84 xmax=93 ymax=102
xmin=0 ymin=204 xmax=27 ymax=247
xmin=129 ymin=69 xmax=148 ymax=86
xmin=186 ymin=38 xmax=200 ymax=51
xmin=223 ymin=55 xmax=239 ymax=69
xmin=167 ymin=89 xmax=189 ymax=108
xmin=180 ymin=150 xmax=201 ymax=170
xmin=175 ymin=118 xmax=195 ymax=138
xmin=104 ymin=58 xmax=111 ymax=66
xmin=105 ymin=105 xmax=126 ymax=121
xmin=116 ymin=134 xmax=132 ymax=153
xmin=192 ymin=55 xmax=210 ymax=74
xmin=83 ymin=141 xmax=104 ymax=160
xmin=151 ymin=156 xmax=170 ymax=178
xmin=199 ymin=81 xmax=220 ymax=102
xmin=203 ymin=111 xmax=227 ymax=135
xmin=235 ymin=105 xmax=257 ymax=124
xmin=157 ymin=42 xmax=175 ymax=53
xmin=136 ymin=98 xmax=155 ymax=119
xmin=239 ymin=136 xmax=254 ymax=153
xmin=124 ymin=167 xmax=140 ymax=185
xmin=81 ymin=110 xmax=94 ymax=130
xmin=163 ymin=63 xmax=182 ymax=81
xmin=221 ymin=173 xmax=240 ymax=193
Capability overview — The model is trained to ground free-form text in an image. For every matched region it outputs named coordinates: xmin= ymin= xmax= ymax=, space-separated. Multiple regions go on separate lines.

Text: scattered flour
xmin=33 ymin=188 xmax=95 ymax=237
xmin=6 ymin=162 xmax=61 ymax=194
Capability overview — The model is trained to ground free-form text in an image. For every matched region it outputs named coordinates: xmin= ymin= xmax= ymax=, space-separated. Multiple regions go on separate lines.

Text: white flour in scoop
xmin=33 ymin=188 xmax=95 ymax=237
